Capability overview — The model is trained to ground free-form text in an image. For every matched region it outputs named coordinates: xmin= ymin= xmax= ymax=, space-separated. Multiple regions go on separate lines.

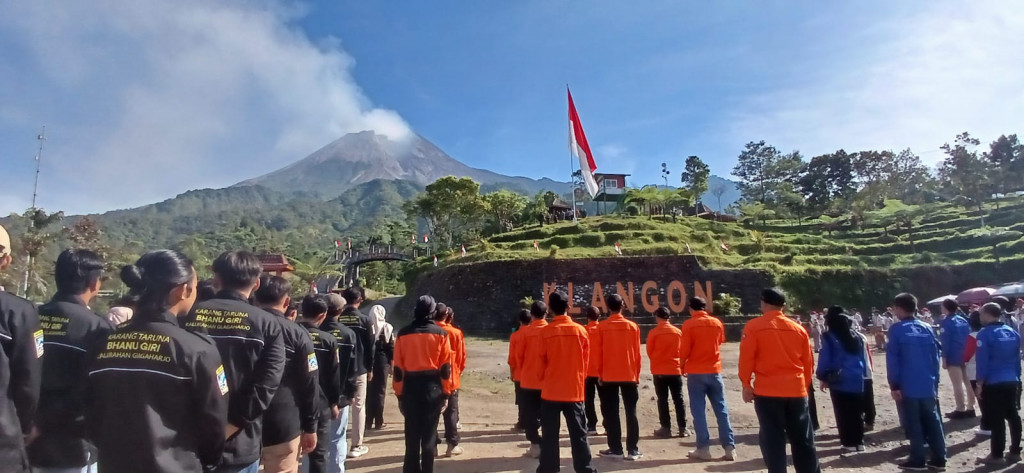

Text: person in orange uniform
xmin=739 ymin=289 xmax=820 ymax=473
xmin=393 ymin=296 xmax=454 ymax=473
xmin=679 ymin=297 xmax=735 ymax=461
xmin=593 ymin=294 xmax=643 ymax=461
xmin=516 ymin=301 xmax=549 ymax=458
xmin=583 ymin=306 xmax=601 ymax=435
xmin=537 ymin=291 xmax=597 ymax=473
xmin=508 ymin=309 xmax=532 ymax=431
xmin=436 ymin=305 xmax=466 ymax=457
xmin=646 ymin=307 xmax=687 ymax=439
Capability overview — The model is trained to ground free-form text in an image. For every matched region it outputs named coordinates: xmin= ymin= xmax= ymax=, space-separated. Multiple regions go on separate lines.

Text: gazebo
xmin=257 ymin=253 xmax=294 ymax=276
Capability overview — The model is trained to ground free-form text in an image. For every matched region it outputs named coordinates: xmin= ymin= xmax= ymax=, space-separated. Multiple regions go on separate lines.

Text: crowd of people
xmin=3 ymin=217 xmax=1024 ymax=473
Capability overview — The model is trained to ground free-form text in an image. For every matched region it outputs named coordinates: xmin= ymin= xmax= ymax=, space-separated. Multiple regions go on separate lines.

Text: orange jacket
xmin=646 ymin=319 xmax=682 ymax=375
xmin=679 ymin=311 xmax=725 ymax=374
xmin=440 ymin=321 xmax=467 ymax=390
xmin=508 ymin=325 xmax=528 ymax=381
xmin=592 ymin=313 xmax=641 ymax=383
xmin=539 ymin=315 xmax=590 ymax=402
xmin=738 ymin=310 xmax=814 ymax=397
xmin=586 ymin=320 xmax=600 ymax=378
xmin=393 ymin=320 xmax=455 ymax=396
xmin=518 ymin=319 xmax=549 ymax=390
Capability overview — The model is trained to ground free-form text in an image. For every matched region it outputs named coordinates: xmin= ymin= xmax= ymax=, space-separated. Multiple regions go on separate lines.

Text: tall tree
xmin=984 ymin=134 xmax=1024 ymax=196
xmin=887 ymin=148 xmax=935 ymax=203
xmin=709 ymin=181 xmax=729 ymax=212
xmin=799 ymin=150 xmax=856 ymax=212
xmin=732 ymin=141 xmax=780 ymax=205
xmin=483 ymin=190 xmax=529 ymax=232
xmin=20 ymin=208 xmax=64 ymax=298
xmin=680 ymin=155 xmax=710 ymax=204
xmin=405 ymin=176 xmax=488 ymax=248
xmin=939 ymin=132 xmax=992 ymax=218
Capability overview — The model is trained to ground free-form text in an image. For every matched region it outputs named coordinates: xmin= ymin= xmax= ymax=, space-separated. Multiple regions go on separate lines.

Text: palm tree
xmin=290 ymin=252 xmax=344 ymax=293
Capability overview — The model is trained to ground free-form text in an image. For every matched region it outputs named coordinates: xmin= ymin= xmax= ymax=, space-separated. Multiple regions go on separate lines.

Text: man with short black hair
xmin=647 ymin=307 xmax=687 ymax=439
xmin=0 ymin=223 xmax=42 ymax=473
xmin=297 ymin=295 xmax=348 ymax=473
xmin=536 ymin=291 xmax=596 ymax=473
xmin=436 ymin=306 xmax=466 ymax=457
xmin=583 ymin=306 xmax=601 ymax=435
xmin=508 ymin=309 xmax=532 ymax=432
xmin=254 ymin=276 xmax=318 ymax=473
xmin=319 ymin=293 xmax=359 ymax=472
xmin=30 ymin=249 xmax=113 ymax=473
xmin=939 ymin=298 xmax=974 ymax=420
xmin=681 ymin=297 xmax=735 ymax=461
xmin=335 ymin=287 xmax=374 ymax=459
xmin=887 ymin=292 xmax=945 ymax=471
xmin=515 ymin=301 xmax=549 ymax=458
xmin=974 ymin=302 xmax=1021 ymax=465
xmin=594 ymin=294 xmax=643 ymax=461
xmin=186 ymin=250 xmax=286 ymax=473
xmin=739 ymin=288 xmax=818 ymax=473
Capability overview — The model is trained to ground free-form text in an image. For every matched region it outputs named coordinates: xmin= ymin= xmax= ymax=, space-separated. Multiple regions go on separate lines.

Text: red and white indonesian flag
xmin=614 ymin=242 xmax=622 ymax=256
xmin=433 ymin=255 xmax=438 ymax=267
xmin=423 ymin=234 xmax=429 ymax=243
xmin=461 ymin=245 xmax=467 ymax=257
xmin=533 ymin=240 xmax=540 ymax=252
xmin=568 ymin=88 xmax=599 ymax=198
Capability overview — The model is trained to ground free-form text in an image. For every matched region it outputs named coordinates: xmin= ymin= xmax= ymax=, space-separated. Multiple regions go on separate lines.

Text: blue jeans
xmin=329 ymin=406 xmax=350 ymax=473
xmin=34 ymin=465 xmax=97 ymax=473
xmin=902 ymin=397 xmax=946 ymax=465
xmin=687 ymin=373 xmax=735 ymax=449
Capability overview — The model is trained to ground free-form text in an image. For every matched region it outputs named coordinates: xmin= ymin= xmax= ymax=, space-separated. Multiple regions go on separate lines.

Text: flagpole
xmin=567 ymin=85 xmax=578 ymax=223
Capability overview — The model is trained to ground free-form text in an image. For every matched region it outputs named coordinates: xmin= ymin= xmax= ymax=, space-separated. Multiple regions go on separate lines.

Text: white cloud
xmin=0 ymin=0 xmax=411 ymax=214
xmin=596 ymin=143 xmax=628 ymax=160
xmin=727 ymin=3 xmax=1024 ymax=167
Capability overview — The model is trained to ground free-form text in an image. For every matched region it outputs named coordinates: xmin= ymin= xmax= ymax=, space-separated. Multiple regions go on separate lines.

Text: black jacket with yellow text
xmin=261 ymin=310 xmax=319 ymax=446
xmin=0 ymin=291 xmax=42 ymax=473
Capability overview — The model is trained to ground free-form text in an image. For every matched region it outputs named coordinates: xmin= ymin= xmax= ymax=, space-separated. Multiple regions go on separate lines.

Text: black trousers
xmin=442 ymin=390 xmax=461 ymax=446
xmin=366 ymin=364 xmax=391 ymax=429
xmin=599 ymin=382 xmax=639 ymax=453
xmin=830 ymin=390 xmax=865 ymax=447
xmin=653 ymin=375 xmax=686 ymax=431
xmin=584 ymin=377 xmax=600 ymax=431
xmin=400 ymin=382 xmax=445 ymax=473
xmin=539 ymin=401 xmax=596 ymax=473
xmin=862 ymin=379 xmax=876 ymax=426
xmin=753 ymin=396 xmax=820 ymax=473
xmin=807 ymin=387 xmax=820 ymax=431
xmin=515 ymin=381 xmax=524 ymax=426
xmin=971 ymin=380 xmax=992 ymax=431
xmin=305 ymin=404 xmax=331 ymax=473
xmin=521 ymin=388 xmax=543 ymax=445
xmin=983 ymin=382 xmax=1023 ymax=458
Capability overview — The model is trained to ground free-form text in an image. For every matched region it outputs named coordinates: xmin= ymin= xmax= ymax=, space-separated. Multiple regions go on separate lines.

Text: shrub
xmin=714 ymin=293 xmax=742 ymax=315
xmin=577 ymin=233 xmax=604 ymax=247
xmin=548 ymin=245 xmax=559 ymax=258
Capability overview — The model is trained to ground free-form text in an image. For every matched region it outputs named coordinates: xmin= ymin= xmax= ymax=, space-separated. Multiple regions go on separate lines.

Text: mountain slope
xmin=236 ymin=131 xmax=567 ymax=198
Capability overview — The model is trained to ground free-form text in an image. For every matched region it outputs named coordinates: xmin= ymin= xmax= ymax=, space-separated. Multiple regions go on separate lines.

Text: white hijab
xmin=370 ymin=305 xmax=394 ymax=342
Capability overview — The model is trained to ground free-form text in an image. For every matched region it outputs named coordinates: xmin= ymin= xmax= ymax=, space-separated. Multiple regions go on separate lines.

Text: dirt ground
xmin=345 ymin=338 xmax=1021 ymax=473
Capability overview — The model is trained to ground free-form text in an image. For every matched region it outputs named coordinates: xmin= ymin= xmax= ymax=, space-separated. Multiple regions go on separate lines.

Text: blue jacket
xmin=939 ymin=314 xmax=970 ymax=366
xmin=886 ymin=318 xmax=941 ymax=398
xmin=976 ymin=322 xmax=1022 ymax=385
xmin=815 ymin=332 xmax=866 ymax=393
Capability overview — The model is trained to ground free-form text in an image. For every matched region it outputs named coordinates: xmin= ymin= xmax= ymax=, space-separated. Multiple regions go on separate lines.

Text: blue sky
xmin=1 ymin=1 xmax=1021 ymax=214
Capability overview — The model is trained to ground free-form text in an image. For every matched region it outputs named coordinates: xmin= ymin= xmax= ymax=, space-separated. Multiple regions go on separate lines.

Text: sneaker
xmin=587 ymin=428 xmax=599 ymax=436
xmin=599 ymin=448 xmax=624 ymax=458
xmin=625 ymin=450 xmax=644 ymax=461
xmin=977 ymin=429 xmax=993 ymax=436
xmin=1007 ymin=453 xmax=1022 ymax=463
xmin=687 ymin=447 xmax=713 ymax=461
xmin=897 ymin=461 xmax=927 ymax=471
xmin=722 ymin=446 xmax=737 ymax=461
xmin=347 ymin=445 xmax=369 ymax=459
xmin=977 ymin=455 xmax=1006 ymax=466
xmin=528 ymin=444 xmax=541 ymax=458
xmin=653 ymin=427 xmax=672 ymax=438
xmin=964 ymin=409 xmax=977 ymax=418
xmin=842 ymin=446 xmax=860 ymax=454
xmin=446 ymin=445 xmax=464 ymax=457
xmin=927 ymin=461 xmax=946 ymax=471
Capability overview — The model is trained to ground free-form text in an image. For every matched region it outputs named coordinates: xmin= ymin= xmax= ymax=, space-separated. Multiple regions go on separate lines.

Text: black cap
xmin=415 ymin=295 xmax=437 ymax=320
xmin=761 ymin=288 xmax=786 ymax=307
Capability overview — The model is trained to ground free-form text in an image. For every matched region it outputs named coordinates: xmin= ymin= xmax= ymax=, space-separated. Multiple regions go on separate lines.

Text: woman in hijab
xmin=816 ymin=305 xmax=869 ymax=453
xmin=366 ymin=304 xmax=396 ymax=430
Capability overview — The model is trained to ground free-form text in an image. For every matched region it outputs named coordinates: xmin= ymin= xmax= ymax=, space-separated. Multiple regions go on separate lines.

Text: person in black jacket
xmin=85 ymin=249 xmax=227 ymax=473
xmin=255 ymin=276 xmax=318 ymax=473
xmin=185 ymin=250 xmax=286 ymax=473
xmin=319 ymin=293 xmax=359 ymax=472
xmin=365 ymin=304 xmax=395 ymax=431
xmin=336 ymin=287 xmax=374 ymax=459
xmin=0 ymin=224 xmax=42 ymax=473
xmin=29 ymin=249 xmax=113 ymax=473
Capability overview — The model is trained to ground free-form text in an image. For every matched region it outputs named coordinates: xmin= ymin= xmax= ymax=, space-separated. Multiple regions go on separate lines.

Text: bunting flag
xmin=432 ymin=255 xmax=438 ymax=267
xmin=533 ymin=240 xmax=540 ymax=252
xmin=614 ymin=242 xmax=622 ymax=256
xmin=461 ymin=245 xmax=467 ymax=257
xmin=720 ymin=240 xmax=730 ymax=252
xmin=568 ymin=88 xmax=600 ymax=198
xmin=685 ymin=242 xmax=693 ymax=254
xmin=334 ymin=240 xmax=341 ymax=248
xmin=423 ymin=234 xmax=430 ymax=243
xmin=347 ymin=238 xmax=352 ymax=249
xmin=311 ymin=283 xmax=319 ymax=294
xmin=412 ymin=234 xmax=417 ymax=244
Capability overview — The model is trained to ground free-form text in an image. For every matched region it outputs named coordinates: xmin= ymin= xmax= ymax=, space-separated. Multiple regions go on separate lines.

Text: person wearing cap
xmin=436 ymin=306 xmax=466 ymax=457
xmin=27 ymin=249 xmax=113 ymax=473
xmin=646 ymin=307 xmax=687 ymax=440
xmin=0 ymin=224 xmax=43 ymax=473
xmin=939 ymin=299 xmax=975 ymax=420
xmin=319 ymin=293 xmax=358 ymax=469
xmin=515 ymin=301 xmax=549 ymax=458
xmin=680 ymin=297 xmax=735 ymax=461
xmin=336 ymin=287 xmax=375 ymax=459
xmin=254 ymin=276 xmax=319 ymax=473
xmin=393 ymin=295 xmax=453 ymax=473
xmin=593 ymin=294 xmax=643 ymax=461
xmin=974 ymin=302 xmax=1022 ymax=465
xmin=507 ymin=309 xmax=532 ymax=432
xmin=738 ymin=288 xmax=819 ymax=473
xmin=184 ymin=250 xmax=286 ymax=473
xmin=886 ymin=292 xmax=945 ymax=471
xmin=536 ymin=291 xmax=596 ymax=473
xmin=583 ymin=306 xmax=601 ymax=435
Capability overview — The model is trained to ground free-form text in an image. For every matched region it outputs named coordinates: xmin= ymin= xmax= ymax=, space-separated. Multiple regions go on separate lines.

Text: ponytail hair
xmin=121 ymin=249 xmax=195 ymax=316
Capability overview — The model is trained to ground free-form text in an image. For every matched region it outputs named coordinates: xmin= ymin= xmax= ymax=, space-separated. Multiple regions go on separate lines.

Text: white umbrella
xmin=926 ymin=294 xmax=956 ymax=306
xmin=994 ymin=283 xmax=1024 ymax=298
